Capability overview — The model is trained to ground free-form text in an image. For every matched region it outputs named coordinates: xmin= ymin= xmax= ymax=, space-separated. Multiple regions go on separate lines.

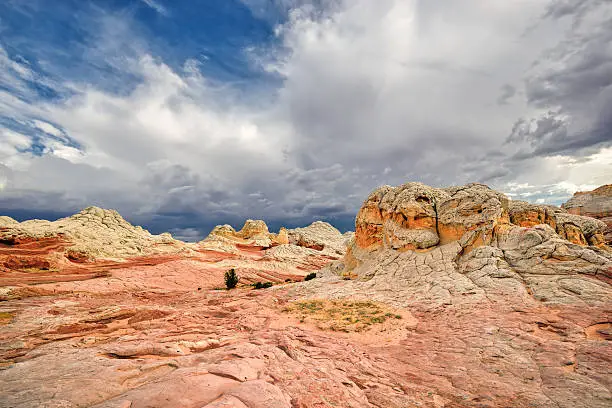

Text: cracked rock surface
xmin=1 ymin=182 xmax=611 ymax=407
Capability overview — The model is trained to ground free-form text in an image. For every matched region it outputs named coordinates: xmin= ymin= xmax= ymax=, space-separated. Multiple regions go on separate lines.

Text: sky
xmin=0 ymin=0 xmax=610 ymax=241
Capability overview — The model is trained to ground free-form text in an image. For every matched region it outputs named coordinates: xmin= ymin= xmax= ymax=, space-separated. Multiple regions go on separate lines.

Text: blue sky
xmin=1 ymin=0 xmax=611 ymax=241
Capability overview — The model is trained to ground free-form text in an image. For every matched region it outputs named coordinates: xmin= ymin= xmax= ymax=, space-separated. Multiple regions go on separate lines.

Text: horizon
xmin=0 ymin=180 xmax=593 ymax=242
xmin=1 ymin=0 xmax=611 ymax=242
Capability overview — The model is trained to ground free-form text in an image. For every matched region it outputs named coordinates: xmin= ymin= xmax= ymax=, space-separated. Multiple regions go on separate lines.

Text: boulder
xmin=563 ymin=184 xmax=612 ymax=244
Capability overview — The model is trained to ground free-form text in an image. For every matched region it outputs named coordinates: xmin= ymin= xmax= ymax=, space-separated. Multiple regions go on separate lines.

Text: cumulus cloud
xmin=0 ymin=0 xmax=611 ymax=238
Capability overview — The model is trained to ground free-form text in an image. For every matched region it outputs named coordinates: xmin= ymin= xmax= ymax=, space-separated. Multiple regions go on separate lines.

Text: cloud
xmin=511 ymin=0 xmax=612 ymax=157
xmin=0 ymin=0 xmax=611 ymax=235
xmin=497 ymin=84 xmax=516 ymax=105
xmin=141 ymin=0 xmax=168 ymax=16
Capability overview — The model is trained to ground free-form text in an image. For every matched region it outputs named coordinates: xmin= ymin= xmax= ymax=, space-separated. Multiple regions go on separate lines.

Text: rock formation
xmin=563 ymin=184 xmax=612 ymax=244
xmin=2 ymin=184 xmax=611 ymax=408
xmin=200 ymin=220 xmax=290 ymax=252
xmin=317 ymin=182 xmax=610 ymax=308
xmin=0 ymin=210 xmax=340 ymax=289
xmin=0 ymin=207 xmax=187 ymax=261
xmin=287 ymin=221 xmax=347 ymax=255
xmin=197 ymin=220 xmax=348 ymax=280
xmin=295 ymin=183 xmax=612 ymax=406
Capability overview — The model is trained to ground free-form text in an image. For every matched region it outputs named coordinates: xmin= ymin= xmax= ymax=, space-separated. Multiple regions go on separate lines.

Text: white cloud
xmin=32 ymin=120 xmax=64 ymax=138
xmin=140 ymin=0 xmax=168 ymax=16
xmin=0 ymin=0 xmax=611 ymax=230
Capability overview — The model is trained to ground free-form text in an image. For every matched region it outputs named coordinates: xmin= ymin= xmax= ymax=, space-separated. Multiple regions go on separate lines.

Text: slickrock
xmin=292 ymin=182 xmax=611 ymax=406
xmin=2 ymin=182 xmax=611 ymax=408
xmin=200 ymin=220 xmax=289 ymax=251
xmin=287 ymin=221 xmax=347 ymax=255
xmin=199 ymin=220 xmax=348 ymax=279
xmin=0 ymin=206 xmax=191 ymax=263
xmin=563 ymin=184 xmax=612 ymax=244
xmin=307 ymin=183 xmax=610 ymax=308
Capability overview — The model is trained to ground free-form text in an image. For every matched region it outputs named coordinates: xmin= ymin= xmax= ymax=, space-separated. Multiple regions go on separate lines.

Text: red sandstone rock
xmin=563 ymin=184 xmax=612 ymax=244
xmin=1 ymin=183 xmax=611 ymax=407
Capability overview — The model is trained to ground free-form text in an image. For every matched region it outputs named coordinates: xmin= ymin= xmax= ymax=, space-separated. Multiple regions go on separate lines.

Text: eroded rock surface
xmin=292 ymin=182 xmax=611 ymax=407
xmin=1 ymin=183 xmax=611 ymax=408
xmin=0 ymin=207 xmax=190 ymax=264
xmin=310 ymin=183 xmax=610 ymax=307
xmin=563 ymin=184 xmax=612 ymax=244
xmin=198 ymin=220 xmax=348 ymax=278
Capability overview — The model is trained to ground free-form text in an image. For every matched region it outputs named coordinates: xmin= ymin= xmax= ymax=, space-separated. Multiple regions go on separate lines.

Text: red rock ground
xmin=0 ymin=241 xmax=611 ymax=407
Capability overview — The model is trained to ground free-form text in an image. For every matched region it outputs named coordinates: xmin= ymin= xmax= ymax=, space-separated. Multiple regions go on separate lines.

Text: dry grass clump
xmin=283 ymin=299 xmax=402 ymax=332
xmin=0 ymin=311 xmax=14 ymax=325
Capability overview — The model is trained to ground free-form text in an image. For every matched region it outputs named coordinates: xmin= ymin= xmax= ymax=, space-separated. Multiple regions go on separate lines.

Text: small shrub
xmin=304 ymin=272 xmax=317 ymax=281
xmin=224 ymin=268 xmax=239 ymax=289
xmin=253 ymin=281 xmax=273 ymax=289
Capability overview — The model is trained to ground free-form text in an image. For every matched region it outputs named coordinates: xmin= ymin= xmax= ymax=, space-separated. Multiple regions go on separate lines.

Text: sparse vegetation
xmin=304 ymin=272 xmax=317 ymax=281
xmin=224 ymin=268 xmax=239 ymax=289
xmin=0 ymin=311 xmax=14 ymax=325
xmin=252 ymin=281 xmax=273 ymax=289
xmin=18 ymin=267 xmax=60 ymax=273
xmin=283 ymin=299 xmax=402 ymax=332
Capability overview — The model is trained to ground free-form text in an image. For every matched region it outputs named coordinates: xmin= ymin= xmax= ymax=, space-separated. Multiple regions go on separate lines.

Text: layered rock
xmin=563 ymin=184 xmax=612 ymax=244
xmin=287 ymin=221 xmax=346 ymax=255
xmin=0 ymin=207 xmax=191 ymax=274
xmin=2 ymin=184 xmax=612 ymax=408
xmin=510 ymin=200 xmax=607 ymax=247
xmin=310 ymin=182 xmax=610 ymax=309
xmin=198 ymin=220 xmax=348 ymax=280
xmin=199 ymin=220 xmax=289 ymax=252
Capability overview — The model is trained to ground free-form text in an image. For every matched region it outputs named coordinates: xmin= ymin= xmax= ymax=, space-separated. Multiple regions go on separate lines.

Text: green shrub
xmin=304 ymin=272 xmax=317 ymax=281
xmin=253 ymin=281 xmax=273 ymax=289
xmin=224 ymin=268 xmax=239 ymax=289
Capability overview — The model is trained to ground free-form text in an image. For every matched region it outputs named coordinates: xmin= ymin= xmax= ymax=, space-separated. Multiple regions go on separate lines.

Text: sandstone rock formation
xmin=2 ymin=183 xmax=611 ymax=408
xmin=0 ymin=210 xmax=339 ymax=289
xmin=319 ymin=182 xmax=610 ymax=308
xmin=198 ymin=220 xmax=348 ymax=279
xmin=0 ymin=207 xmax=188 ymax=261
xmin=287 ymin=221 xmax=347 ymax=255
xmin=294 ymin=182 xmax=611 ymax=406
xmin=563 ymin=184 xmax=612 ymax=244
xmin=200 ymin=220 xmax=290 ymax=252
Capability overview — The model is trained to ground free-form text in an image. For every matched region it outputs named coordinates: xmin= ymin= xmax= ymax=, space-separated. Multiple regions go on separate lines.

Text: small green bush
xmin=304 ymin=272 xmax=317 ymax=281
xmin=224 ymin=268 xmax=239 ymax=289
xmin=253 ymin=281 xmax=273 ymax=289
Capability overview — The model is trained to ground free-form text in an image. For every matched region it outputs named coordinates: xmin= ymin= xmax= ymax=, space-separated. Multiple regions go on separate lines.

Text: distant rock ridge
xmin=200 ymin=219 xmax=347 ymax=257
xmin=299 ymin=182 xmax=610 ymax=309
xmin=562 ymin=184 xmax=612 ymax=244
xmin=199 ymin=220 xmax=289 ymax=253
xmin=0 ymin=206 xmax=190 ymax=267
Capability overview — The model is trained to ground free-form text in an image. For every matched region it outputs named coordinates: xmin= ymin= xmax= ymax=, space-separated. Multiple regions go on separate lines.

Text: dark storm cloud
xmin=506 ymin=0 xmax=612 ymax=159
xmin=497 ymin=84 xmax=516 ymax=105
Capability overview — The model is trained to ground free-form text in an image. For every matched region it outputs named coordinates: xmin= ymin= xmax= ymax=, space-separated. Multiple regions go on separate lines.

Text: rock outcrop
xmin=325 ymin=182 xmax=611 ymax=309
xmin=3 ymin=184 xmax=611 ymax=408
xmin=287 ymin=221 xmax=347 ymax=255
xmin=563 ymin=184 xmax=612 ymax=244
xmin=199 ymin=220 xmax=290 ymax=252
xmin=198 ymin=220 xmax=348 ymax=278
xmin=0 ymin=207 xmax=193 ymax=276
